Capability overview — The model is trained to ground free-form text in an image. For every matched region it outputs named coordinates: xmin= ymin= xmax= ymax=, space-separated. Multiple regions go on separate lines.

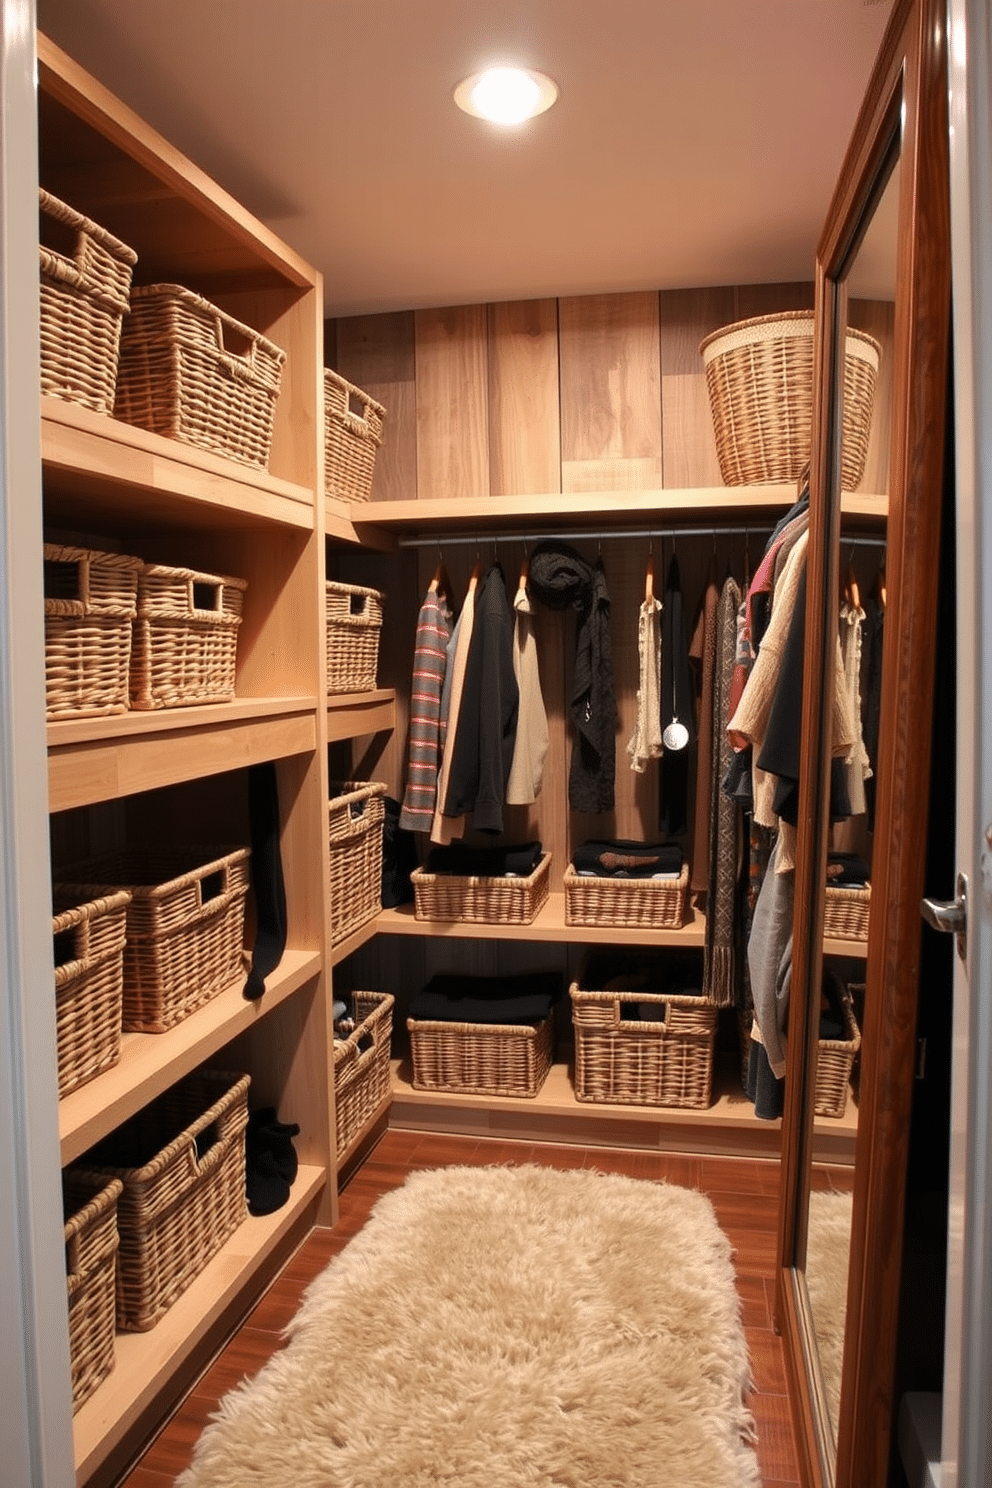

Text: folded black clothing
xmin=571 ymin=839 xmax=683 ymax=878
xmin=827 ymin=852 xmax=871 ymax=887
xmin=423 ymin=840 xmax=543 ymax=879
xmin=409 ymin=970 xmax=560 ymax=1026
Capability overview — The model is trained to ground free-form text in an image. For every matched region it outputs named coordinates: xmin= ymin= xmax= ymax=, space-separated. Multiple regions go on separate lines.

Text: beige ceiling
xmin=36 ymin=0 xmax=894 ymax=318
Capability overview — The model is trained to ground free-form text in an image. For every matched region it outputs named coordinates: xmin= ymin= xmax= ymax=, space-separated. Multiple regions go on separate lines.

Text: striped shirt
xmin=399 ymin=589 xmax=452 ymax=832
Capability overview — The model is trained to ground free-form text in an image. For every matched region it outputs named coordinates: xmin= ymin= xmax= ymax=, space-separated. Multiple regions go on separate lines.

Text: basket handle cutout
xmin=348 ymin=798 xmax=369 ymax=821
xmin=347 ymin=389 xmax=370 ymax=426
xmin=43 ymin=556 xmax=85 ymax=605
xmin=193 ymin=1119 xmax=219 ymax=1163
xmin=198 ymin=868 xmax=226 ymax=906
xmin=53 ymin=924 xmax=82 ymax=968
xmin=64 ymin=1232 xmax=80 ymax=1280
xmin=348 ymin=592 xmax=368 ymax=617
xmin=191 ymin=579 xmax=223 ymax=614
xmin=38 ymin=208 xmax=86 ymax=287
xmin=617 ymin=998 xmax=670 ymax=1031
xmin=214 ymin=315 xmax=257 ymax=380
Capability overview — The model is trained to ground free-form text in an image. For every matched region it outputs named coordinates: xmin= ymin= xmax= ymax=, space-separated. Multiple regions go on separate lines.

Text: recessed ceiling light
xmin=453 ymin=67 xmax=559 ymax=125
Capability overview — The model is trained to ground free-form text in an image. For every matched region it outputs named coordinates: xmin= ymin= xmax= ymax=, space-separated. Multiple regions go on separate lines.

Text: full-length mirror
xmin=776 ymin=1 xmax=951 ymax=1485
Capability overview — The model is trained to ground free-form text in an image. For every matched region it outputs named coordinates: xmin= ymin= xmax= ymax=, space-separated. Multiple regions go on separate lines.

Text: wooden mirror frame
xmin=775 ymin=1 xmax=951 ymax=1484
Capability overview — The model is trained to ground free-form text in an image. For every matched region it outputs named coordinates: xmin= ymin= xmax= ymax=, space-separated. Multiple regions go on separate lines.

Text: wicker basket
xmin=43 ymin=543 xmax=143 ymax=720
xmin=408 ymin=1006 xmax=555 ymax=1099
xmin=324 ymin=369 xmax=386 ymax=502
xmin=814 ymin=985 xmax=862 ymax=1118
xmin=570 ymin=950 xmax=716 ymax=1109
xmin=55 ymin=847 xmax=250 ymax=1033
xmin=328 ymin=782 xmax=387 ymax=944
xmin=563 ymin=862 xmax=689 ymax=930
xmin=62 ymin=1171 xmax=122 ymax=1412
xmin=115 ymin=284 xmax=285 ymax=469
xmin=129 ymin=563 xmax=247 ymax=710
xmin=71 ymin=1070 xmax=250 ymax=1331
xmin=411 ymin=851 xmax=551 ymax=925
xmin=333 ymin=991 xmax=395 ymax=1158
xmin=699 ymin=310 xmax=881 ymax=489
xmin=52 ymin=887 xmax=131 ymax=1099
xmin=823 ymin=882 xmax=871 ymax=941
xmin=326 ymin=581 xmax=384 ymax=694
xmin=39 ymin=188 xmax=137 ymax=416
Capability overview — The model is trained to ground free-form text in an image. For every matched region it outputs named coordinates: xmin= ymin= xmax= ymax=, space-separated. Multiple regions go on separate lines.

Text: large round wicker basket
xmin=700 ymin=310 xmax=881 ymax=489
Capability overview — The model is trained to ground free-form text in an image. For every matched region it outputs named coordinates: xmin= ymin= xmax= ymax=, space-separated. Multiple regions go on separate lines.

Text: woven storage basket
xmin=43 ymin=543 xmax=143 ymax=720
xmin=71 ymin=1070 xmax=250 ymax=1331
xmin=411 ymin=851 xmax=551 ymax=925
xmin=326 ymin=581 xmax=384 ymax=694
xmin=52 ymin=887 xmax=131 ymax=1098
xmin=328 ymin=781 xmax=387 ymax=944
xmin=55 ymin=847 xmax=250 ymax=1033
xmin=700 ymin=310 xmax=881 ymax=489
xmin=62 ymin=1171 xmax=122 ymax=1412
xmin=814 ymin=984 xmax=862 ymax=1118
xmin=823 ymin=881 xmax=871 ymax=941
xmin=408 ymin=1006 xmax=555 ymax=1099
xmin=324 ymin=369 xmax=386 ymax=502
xmin=129 ymin=563 xmax=247 ymax=710
xmin=39 ymin=188 xmax=137 ymax=416
xmin=563 ymin=861 xmax=689 ymax=930
xmin=115 ymin=284 xmax=285 ymax=469
xmin=570 ymin=950 xmax=717 ymax=1109
xmin=333 ymin=991 xmax=395 ymax=1158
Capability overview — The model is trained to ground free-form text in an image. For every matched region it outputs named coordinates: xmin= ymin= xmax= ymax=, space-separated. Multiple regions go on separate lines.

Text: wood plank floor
xmin=112 ymin=1128 xmax=842 ymax=1487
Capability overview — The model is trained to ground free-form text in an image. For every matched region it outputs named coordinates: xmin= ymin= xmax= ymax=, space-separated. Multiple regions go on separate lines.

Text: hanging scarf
xmin=702 ymin=574 xmax=741 ymax=1008
xmin=528 ymin=541 xmax=617 ymax=812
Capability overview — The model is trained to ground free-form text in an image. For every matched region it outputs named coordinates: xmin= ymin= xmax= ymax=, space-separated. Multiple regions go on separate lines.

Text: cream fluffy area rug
xmin=177 ymin=1165 xmax=761 ymax=1488
xmin=805 ymin=1189 xmax=853 ymax=1442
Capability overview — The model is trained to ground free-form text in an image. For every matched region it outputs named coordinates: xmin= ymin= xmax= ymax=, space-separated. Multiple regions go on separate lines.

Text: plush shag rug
xmin=177 ymin=1164 xmax=760 ymax=1488
xmin=805 ymin=1188 xmax=853 ymax=1443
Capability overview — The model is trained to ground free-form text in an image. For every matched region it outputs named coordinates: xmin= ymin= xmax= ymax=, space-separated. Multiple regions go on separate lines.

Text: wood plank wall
xmin=325 ymin=285 xmax=892 ymax=1010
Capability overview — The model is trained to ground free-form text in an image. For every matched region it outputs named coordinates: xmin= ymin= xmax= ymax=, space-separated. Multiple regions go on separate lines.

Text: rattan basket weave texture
xmin=56 ymin=847 xmax=250 ymax=1033
xmin=129 ymin=563 xmax=247 ymax=710
xmin=326 ymin=581 xmax=384 ymax=694
xmin=408 ymin=1007 xmax=555 ymax=1099
xmin=52 ymin=887 xmax=131 ymax=1098
xmin=333 ymin=991 xmax=394 ymax=1159
xmin=43 ymin=543 xmax=143 ymax=720
xmin=324 ymin=369 xmax=386 ymax=501
xmin=328 ymin=781 xmax=386 ymax=944
xmin=563 ymin=862 xmax=688 ymax=930
xmin=814 ymin=985 xmax=862 ymax=1118
xmin=72 ymin=1070 xmax=250 ymax=1332
xmin=823 ymin=882 xmax=871 ymax=941
xmin=39 ymin=188 xmax=137 ymax=416
xmin=700 ymin=310 xmax=881 ymax=489
xmin=115 ymin=284 xmax=285 ymax=469
xmin=570 ymin=950 xmax=716 ymax=1109
xmin=62 ymin=1171 xmax=122 ymax=1412
xmin=411 ymin=851 xmax=551 ymax=925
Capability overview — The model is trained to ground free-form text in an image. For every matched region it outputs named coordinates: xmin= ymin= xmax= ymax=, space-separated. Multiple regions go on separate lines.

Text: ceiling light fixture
xmin=453 ymin=66 xmax=558 ymax=125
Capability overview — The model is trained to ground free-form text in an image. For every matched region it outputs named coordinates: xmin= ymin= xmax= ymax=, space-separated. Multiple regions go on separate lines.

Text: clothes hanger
xmin=644 ymin=542 xmax=655 ymax=604
xmin=517 ymin=543 xmax=530 ymax=594
xmin=846 ymin=554 xmax=861 ymax=612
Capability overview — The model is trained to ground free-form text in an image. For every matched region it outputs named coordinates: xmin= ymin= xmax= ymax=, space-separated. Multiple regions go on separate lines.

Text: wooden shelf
xmin=60 ymin=948 xmax=322 ymax=1163
xmin=71 ymin=1164 xmax=326 ymax=1486
xmin=326 ymin=688 xmax=395 ymax=742
xmin=375 ymin=894 xmax=707 ymax=947
xmin=390 ymin=1054 xmax=858 ymax=1166
xmin=352 ymin=488 xmax=889 ymax=537
xmin=48 ymin=699 xmax=318 ymax=811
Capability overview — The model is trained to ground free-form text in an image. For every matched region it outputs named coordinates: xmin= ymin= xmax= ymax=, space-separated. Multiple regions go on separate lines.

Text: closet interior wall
xmin=326 ymin=287 xmax=893 ymax=1044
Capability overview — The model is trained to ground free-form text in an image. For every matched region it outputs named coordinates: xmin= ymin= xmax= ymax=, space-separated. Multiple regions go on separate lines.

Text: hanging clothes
xmin=528 ymin=541 xmax=617 ymax=813
xmin=839 ymin=597 xmax=872 ymax=816
xmin=689 ymin=561 xmax=720 ymax=891
xmin=860 ymin=587 xmax=885 ymax=829
xmin=442 ymin=562 xmax=519 ymax=834
xmin=399 ymin=583 xmax=452 ymax=833
xmin=430 ymin=568 xmax=479 ymax=844
xmin=505 ymin=572 xmax=549 ymax=806
xmin=626 ymin=590 xmax=663 ymax=774
xmin=659 ymin=552 xmax=696 ymax=836
xmin=702 ymin=572 xmax=742 ymax=1008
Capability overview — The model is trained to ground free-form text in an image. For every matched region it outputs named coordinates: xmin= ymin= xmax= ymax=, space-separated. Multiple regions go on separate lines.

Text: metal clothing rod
xmin=397 ymin=524 xmax=777 ymax=549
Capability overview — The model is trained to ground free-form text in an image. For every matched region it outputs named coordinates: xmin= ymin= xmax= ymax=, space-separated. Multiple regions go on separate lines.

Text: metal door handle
xmin=920 ymin=873 xmax=968 ymax=960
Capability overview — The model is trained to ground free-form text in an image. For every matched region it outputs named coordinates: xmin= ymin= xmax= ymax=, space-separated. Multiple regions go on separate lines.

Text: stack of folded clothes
xmin=408 ymin=969 xmax=562 ymax=1025
xmin=423 ymin=840 xmax=544 ymax=878
xmin=826 ymin=851 xmax=871 ymax=886
xmin=581 ymin=948 xmax=704 ymax=1017
xmin=571 ymin=839 xmax=683 ymax=879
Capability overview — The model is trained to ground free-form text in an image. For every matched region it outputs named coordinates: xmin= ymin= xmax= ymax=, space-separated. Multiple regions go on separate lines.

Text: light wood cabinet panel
xmin=335 ymin=311 xmax=418 ymax=503
xmin=415 ymin=304 xmax=490 ymax=499
xmin=659 ymin=285 xmax=737 ymax=488
xmin=487 ymin=298 xmax=561 ymax=496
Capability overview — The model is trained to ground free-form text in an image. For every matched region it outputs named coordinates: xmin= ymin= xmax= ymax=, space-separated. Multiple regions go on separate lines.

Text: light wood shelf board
xmin=48 ymin=704 xmax=317 ymax=812
xmin=326 ymin=689 xmax=396 ymax=741
xmin=375 ymin=893 xmax=707 ymax=947
xmin=72 ymin=1165 xmax=326 ymax=1484
xmin=823 ymin=935 xmax=869 ymax=958
xmin=42 ymin=400 xmax=314 ymax=532
xmin=60 ymin=948 xmax=322 ymax=1162
xmin=389 ymin=1057 xmax=858 ymax=1165
xmin=330 ymin=917 xmax=382 ymax=967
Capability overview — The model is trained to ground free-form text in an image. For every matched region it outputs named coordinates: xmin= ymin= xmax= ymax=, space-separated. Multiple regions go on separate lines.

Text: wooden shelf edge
xmin=48 ymin=696 xmax=317 ymax=750
xmin=72 ymin=1165 xmax=326 ymax=1483
xmin=60 ymin=948 xmax=322 ymax=1163
xmin=374 ymin=894 xmax=707 ymax=947
xmin=330 ymin=917 xmax=381 ymax=966
xmin=326 ymin=689 xmax=395 ymax=741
